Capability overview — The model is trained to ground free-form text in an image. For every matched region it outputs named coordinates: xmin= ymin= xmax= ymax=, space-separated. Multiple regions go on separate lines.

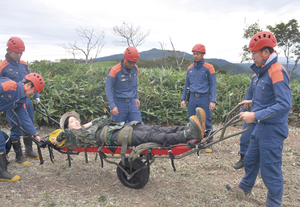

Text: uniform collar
xmin=194 ymin=60 xmax=204 ymax=69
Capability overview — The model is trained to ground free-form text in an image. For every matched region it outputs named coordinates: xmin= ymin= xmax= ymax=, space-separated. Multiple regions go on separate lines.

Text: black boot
xmin=12 ymin=141 xmax=30 ymax=165
xmin=23 ymin=136 xmax=39 ymax=160
xmin=226 ymin=184 xmax=251 ymax=196
xmin=0 ymin=152 xmax=21 ymax=182
xmin=232 ymin=154 xmax=244 ymax=169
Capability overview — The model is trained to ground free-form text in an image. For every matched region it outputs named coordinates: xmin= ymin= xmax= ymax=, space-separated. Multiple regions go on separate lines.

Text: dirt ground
xmin=0 ymin=123 xmax=299 ymax=207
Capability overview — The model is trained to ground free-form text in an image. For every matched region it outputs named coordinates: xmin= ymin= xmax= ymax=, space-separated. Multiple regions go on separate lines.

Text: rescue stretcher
xmin=8 ymin=103 xmax=251 ymax=189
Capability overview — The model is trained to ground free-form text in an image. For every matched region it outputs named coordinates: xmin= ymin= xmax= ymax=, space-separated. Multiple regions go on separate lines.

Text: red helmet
xmin=249 ymin=31 xmax=277 ymax=51
xmin=25 ymin=73 xmax=44 ymax=93
xmin=7 ymin=37 xmax=25 ymax=52
xmin=124 ymin=47 xmax=139 ymax=62
xmin=192 ymin=44 xmax=206 ymax=54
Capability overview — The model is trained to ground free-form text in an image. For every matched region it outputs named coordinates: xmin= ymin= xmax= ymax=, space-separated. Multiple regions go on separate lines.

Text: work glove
xmin=34 ymin=98 xmax=40 ymax=105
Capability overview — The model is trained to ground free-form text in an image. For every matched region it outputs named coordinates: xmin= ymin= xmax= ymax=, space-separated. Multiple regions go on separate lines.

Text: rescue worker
xmin=180 ymin=44 xmax=217 ymax=153
xmin=105 ymin=47 xmax=142 ymax=123
xmin=0 ymin=37 xmax=41 ymax=161
xmin=0 ymin=73 xmax=44 ymax=182
xmin=232 ymin=75 xmax=257 ymax=169
xmin=49 ymin=107 xmax=206 ymax=148
xmin=226 ymin=31 xmax=292 ymax=207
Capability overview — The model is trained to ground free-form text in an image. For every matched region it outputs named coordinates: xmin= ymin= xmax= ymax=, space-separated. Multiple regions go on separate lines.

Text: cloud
xmin=1 ymin=0 xmax=300 ymax=63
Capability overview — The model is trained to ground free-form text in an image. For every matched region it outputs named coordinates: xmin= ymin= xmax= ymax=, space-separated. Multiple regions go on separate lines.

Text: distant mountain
xmin=278 ymin=56 xmax=297 ymax=65
xmin=95 ymin=48 xmax=297 ymax=76
xmin=95 ymin=48 xmax=190 ymax=61
xmin=238 ymin=61 xmax=300 ymax=76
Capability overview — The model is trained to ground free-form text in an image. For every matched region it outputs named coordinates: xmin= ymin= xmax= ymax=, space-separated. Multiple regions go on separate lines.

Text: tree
xmin=112 ymin=22 xmax=150 ymax=47
xmin=240 ymin=21 xmax=262 ymax=63
xmin=158 ymin=41 xmax=167 ymax=69
xmin=60 ymin=43 xmax=78 ymax=63
xmin=60 ymin=27 xmax=105 ymax=64
xmin=267 ymin=19 xmax=300 ymax=77
xmin=169 ymin=37 xmax=186 ymax=71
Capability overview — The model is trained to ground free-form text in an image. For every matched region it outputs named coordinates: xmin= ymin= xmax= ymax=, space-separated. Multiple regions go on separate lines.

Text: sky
xmin=1 ymin=0 xmax=300 ymax=63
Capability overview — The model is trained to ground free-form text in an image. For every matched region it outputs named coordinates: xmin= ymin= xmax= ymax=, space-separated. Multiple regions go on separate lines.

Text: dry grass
xmin=1 ymin=124 xmax=299 ymax=207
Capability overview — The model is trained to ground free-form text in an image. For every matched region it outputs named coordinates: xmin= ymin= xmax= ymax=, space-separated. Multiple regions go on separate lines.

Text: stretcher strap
xmin=99 ymin=126 xmax=108 ymax=145
xmin=128 ymin=142 xmax=162 ymax=161
xmin=96 ymin=119 xmax=119 ymax=145
xmin=48 ymin=144 xmax=54 ymax=163
xmin=67 ymin=147 xmax=72 ymax=167
xmin=84 ymin=139 xmax=88 ymax=163
xmin=98 ymin=150 xmax=105 ymax=168
xmin=118 ymin=125 xmax=133 ymax=165
xmin=168 ymin=149 xmax=176 ymax=172
xmin=162 ymin=134 xmax=167 ymax=147
xmin=146 ymin=149 xmax=151 ymax=175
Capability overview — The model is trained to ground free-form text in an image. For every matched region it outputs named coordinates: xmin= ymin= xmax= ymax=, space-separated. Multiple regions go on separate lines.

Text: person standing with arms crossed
xmin=0 ymin=37 xmax=42 ymax=164
xmin=226 ymin=31 xmax=292 ymax=207
xmin=181 ymin=44 xmax=217 ymax=153
xmin=105 ymin=47 xmax=142 ymax=123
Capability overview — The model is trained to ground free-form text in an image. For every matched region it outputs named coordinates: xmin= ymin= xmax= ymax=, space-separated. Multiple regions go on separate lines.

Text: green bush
xmin=2 ymin=60 xmax=296 ymax=127
xmin=29 ymin=60 xmax=110 ymax=126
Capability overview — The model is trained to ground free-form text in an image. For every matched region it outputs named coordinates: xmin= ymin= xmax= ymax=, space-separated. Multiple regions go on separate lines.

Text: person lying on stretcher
xmin=49 ymin=107 xmax=206 ymax=149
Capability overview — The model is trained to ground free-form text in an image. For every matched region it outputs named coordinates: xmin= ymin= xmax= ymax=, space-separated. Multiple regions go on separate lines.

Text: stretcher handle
xmin=201 ymin=104 xmax=252 ymax=148
xmin=6 ymin=110 xmax=44 ymax=165
xmin=223 ymin=104 xmax=242 ymax=124
xmin=220 ymin=103 xmax=251 ymax=139
xmin=34 ymin=102 xmax=60 ymax=126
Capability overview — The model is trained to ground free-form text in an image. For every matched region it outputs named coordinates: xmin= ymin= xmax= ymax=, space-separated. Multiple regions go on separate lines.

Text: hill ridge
xmin=95 ymin=48 xmax=299 ymax=77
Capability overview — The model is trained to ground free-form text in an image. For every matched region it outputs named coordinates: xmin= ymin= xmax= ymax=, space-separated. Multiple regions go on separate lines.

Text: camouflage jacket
xmin=56 ymin=115 xmax=125 ymax=149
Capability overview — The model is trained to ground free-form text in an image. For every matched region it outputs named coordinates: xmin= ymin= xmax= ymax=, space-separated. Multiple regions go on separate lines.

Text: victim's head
xmin=64 ymin=116 xmax=81 ymax=130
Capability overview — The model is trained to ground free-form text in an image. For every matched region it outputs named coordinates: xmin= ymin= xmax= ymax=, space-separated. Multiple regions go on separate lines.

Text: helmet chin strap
xmin=258 ymin=50 xmax=276 ymax=67
xmin=201 ymin=53 xmax=205 ymax=60
xmin=124 ymin=59 xmax=128 ymax=66
xmin=257 ymin=51 xmax=269 ymax=60
xmin=6 ymin=48 xmax=12 ymax=58
xmin=23 ymin=83 xmax=36 ymax=92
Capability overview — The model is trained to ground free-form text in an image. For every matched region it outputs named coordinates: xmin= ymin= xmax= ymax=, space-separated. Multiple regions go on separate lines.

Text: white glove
xmin=34 ymin=98 xmax=40 ymax=105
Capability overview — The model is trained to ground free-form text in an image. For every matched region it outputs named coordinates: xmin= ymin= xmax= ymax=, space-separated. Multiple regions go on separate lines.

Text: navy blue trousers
xmin=111 ymin=98 xmax=142 ymax=123
xmin=188 ymin=93 xmax=212 ymax=130
xmin=238 ymin=123 xmax=255 ymax=155
xmin=239 ymin=123 xmax=287 ymax=207
xmin=6 ymin=98 xmax=35 ymax=142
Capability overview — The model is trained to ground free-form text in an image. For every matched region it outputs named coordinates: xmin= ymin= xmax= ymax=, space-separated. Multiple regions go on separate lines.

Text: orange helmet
xmin=124 ymin=47 xmax=139 ymax=62
xmin=192 ymin=44 xmax=206 ymax=54
xmin=249 ymin=31 xmax=277 ymax=51
xmin=25 ymin=73 xmax=44 ymax=93
xmin=7 ymin=37 xmax=25 ymax=52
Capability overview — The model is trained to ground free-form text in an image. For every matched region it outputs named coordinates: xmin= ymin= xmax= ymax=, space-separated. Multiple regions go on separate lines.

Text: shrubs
xmin=25 ymin=60 xmax=298 ymax=126
xmin=30 ymin=60 xmax=110 ymax=126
